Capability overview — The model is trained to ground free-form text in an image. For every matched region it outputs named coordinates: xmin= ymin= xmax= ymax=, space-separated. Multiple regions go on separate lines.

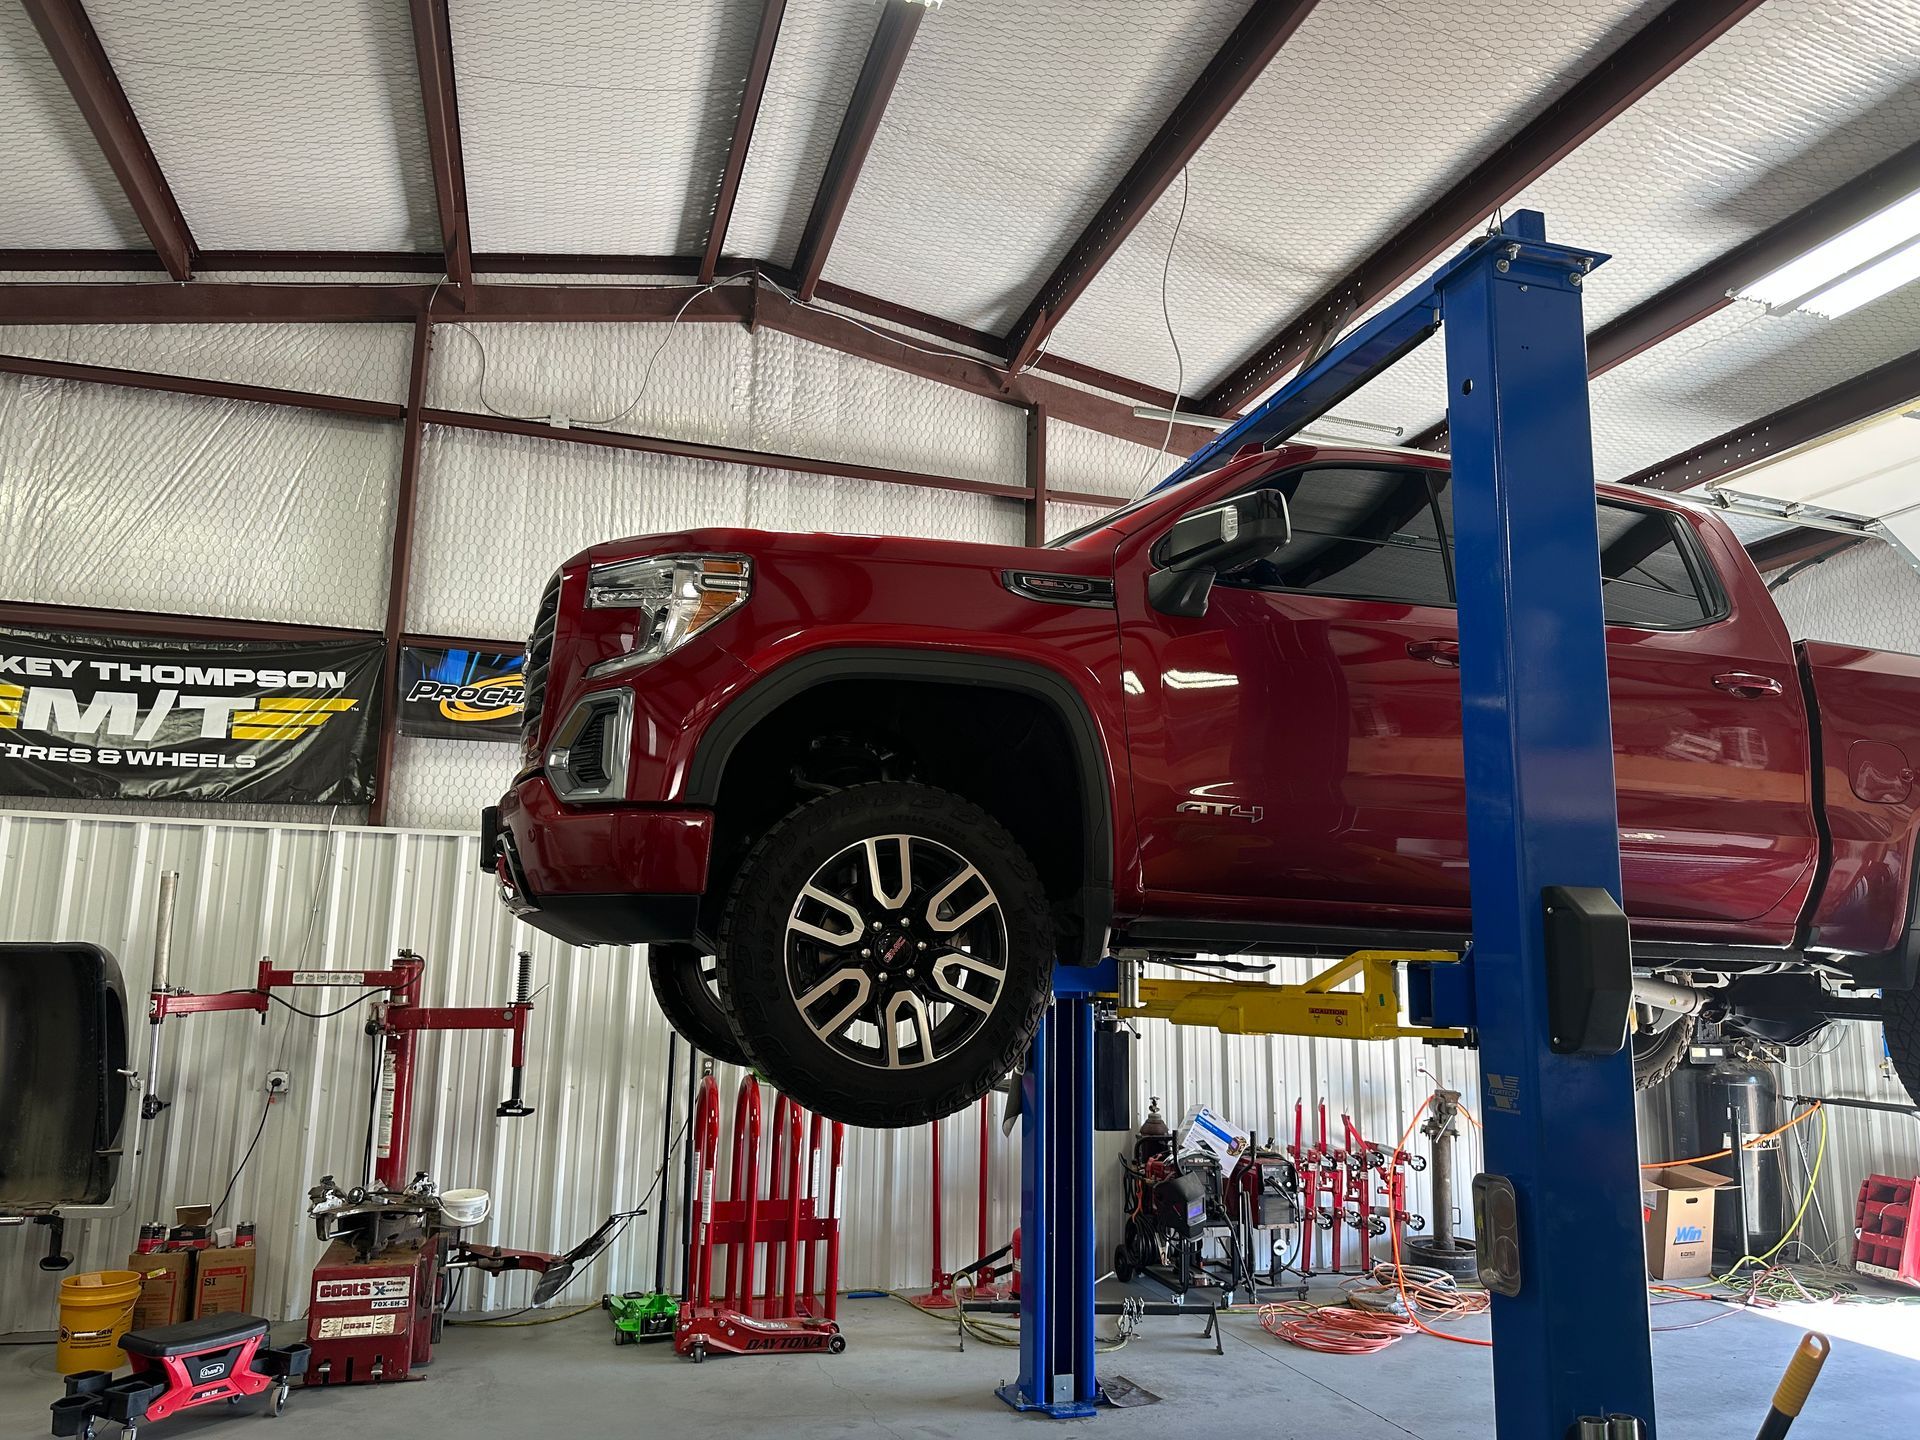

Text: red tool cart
xmin=1854 ymin=1174 xmax=1918 ymax=1287
xmin=678 ymin=1072 xmax=846 ymax=1361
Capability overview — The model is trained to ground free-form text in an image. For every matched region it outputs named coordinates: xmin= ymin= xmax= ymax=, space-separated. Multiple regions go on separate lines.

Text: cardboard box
xmin=1643 ymin=1164 xmax=1734 ymax=1279
xmin=127 ymin=1251 xmax=192 ymax=1329
xmin=193 ymin=1245 xmax=258 ymax=1319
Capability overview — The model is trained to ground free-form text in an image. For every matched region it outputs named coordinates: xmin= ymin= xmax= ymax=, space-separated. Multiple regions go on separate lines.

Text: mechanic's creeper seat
xmin=51 ymin=1313 xmax=310 ymax=1438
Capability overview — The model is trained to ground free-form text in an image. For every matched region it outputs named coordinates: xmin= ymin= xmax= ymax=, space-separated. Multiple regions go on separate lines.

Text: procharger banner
xmin=397 ymin=645 xmax=524 ymax=742
xmin=0 ymin=629 xmax=382 ymax=804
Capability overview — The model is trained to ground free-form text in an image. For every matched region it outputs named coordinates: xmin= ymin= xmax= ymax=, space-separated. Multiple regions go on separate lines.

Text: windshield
xmin=1044 ymin=472 xmax=1209 ymax=549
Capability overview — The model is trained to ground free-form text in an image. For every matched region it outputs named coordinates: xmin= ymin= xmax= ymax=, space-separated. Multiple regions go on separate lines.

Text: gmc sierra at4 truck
xmin=483 ymin=442 xmax=1920 ymax=1128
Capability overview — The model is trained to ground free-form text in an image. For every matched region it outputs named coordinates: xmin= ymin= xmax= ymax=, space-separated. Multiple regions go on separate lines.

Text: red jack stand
xmin=677 ymin=1071 xmax=846 ymax=1361
xmin=910 ymin=1097 xmax=1009 ymax=1308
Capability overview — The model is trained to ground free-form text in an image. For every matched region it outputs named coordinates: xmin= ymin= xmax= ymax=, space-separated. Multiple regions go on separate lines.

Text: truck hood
xmin=574 ymin=526 xmax=1113 ymax=578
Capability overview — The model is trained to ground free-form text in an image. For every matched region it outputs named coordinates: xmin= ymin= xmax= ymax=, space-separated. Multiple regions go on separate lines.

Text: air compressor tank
xmin=1666 ymin=1060 xmax=1786 ymax=1264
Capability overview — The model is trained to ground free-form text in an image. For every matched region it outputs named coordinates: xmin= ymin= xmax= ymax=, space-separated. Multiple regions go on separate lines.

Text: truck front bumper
xmin=482 ymin=777 xmax=712 ymax=948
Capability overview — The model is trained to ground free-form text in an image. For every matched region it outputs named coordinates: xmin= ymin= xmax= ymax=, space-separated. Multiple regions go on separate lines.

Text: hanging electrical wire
xmin=1130 ymin=167 xmax=1192 ymax=499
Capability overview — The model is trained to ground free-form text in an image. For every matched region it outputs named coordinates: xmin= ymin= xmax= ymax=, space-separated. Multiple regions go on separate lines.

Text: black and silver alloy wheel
xmin=717 ymin=782 xmax=1054 ymax=1128
xmin=786 ymin=834 xmax=1009 ymax=1071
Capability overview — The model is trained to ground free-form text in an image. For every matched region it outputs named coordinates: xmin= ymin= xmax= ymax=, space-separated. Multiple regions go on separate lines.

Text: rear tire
xmin=1884 ymin=984 xmax=1920 ymax=1102
xmin=647 ymin=946 xmax=750 ymax=1069
xmin=1632 ymin=1010 xmax=1694 ymax=1090
xmin=716 ymin=782 xmax=1053 ymax=1129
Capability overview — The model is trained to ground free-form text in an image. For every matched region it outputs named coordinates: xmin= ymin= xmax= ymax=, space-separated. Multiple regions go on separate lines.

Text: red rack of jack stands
xmin=678 ymin=1071 xmax=846 ymax=1361
xmin=911 ymin=1097 xmax=1011 ymax=1307
xmin=1289 ymin=1100 xmax=1424 ymax=1275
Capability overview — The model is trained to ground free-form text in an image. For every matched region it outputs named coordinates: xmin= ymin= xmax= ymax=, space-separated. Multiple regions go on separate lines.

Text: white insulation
xmin=0 ymin=375 xmax=399 ymax=629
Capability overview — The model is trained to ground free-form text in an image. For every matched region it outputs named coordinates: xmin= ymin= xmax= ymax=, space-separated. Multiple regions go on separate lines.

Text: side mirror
xmin=1148 ymin=489 xmax=1292 ymax=618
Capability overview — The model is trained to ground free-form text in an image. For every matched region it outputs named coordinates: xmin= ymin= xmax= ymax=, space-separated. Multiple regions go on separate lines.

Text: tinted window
xmin=1220 ymin=467 xmax=1453 ymax=607
xmin=1592 ymin=503 xmax=1714 ymax=627
xmin=1427 ymin=486 xmax=1713 ymax=629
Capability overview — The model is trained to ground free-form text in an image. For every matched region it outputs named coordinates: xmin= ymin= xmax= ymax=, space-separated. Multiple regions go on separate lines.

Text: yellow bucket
xmin=56 ymin=1270 xmax=142 ymax=1374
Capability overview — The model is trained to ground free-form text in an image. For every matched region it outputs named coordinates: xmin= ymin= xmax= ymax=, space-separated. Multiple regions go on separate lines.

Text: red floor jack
xmin=51 ymin=1315 xmax=310 ymax=1440
xmin=678 ymin=1071 xmax=846 ymax=1361
xmin=911 ymin=1097 xmax=1010 ymax=1307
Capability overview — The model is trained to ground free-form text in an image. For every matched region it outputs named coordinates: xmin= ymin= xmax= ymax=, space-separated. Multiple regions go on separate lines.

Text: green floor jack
xmin=604 ymin=1293 xmax=678 ymax=1346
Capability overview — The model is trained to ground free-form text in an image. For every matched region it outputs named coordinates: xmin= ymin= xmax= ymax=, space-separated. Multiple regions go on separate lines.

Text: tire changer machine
xmin=144 ymin=939 xmax=629 ymax=1384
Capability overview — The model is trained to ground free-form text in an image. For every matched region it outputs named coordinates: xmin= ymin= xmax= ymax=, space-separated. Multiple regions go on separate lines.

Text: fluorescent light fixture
xmin=1132 ymin=406 xmax=1232 ymax=431
xmin=1800 ymin=237 xmax=1920 ymax=318
xmin=1128 ymin=408 xmax=1406 ymax=439
xmin=1737 ymin=186 xmax=1920 ymax=317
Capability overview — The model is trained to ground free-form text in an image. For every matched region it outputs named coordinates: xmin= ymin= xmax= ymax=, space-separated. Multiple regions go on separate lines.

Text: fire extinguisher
xmin=1010 ymin=1226 xmax=1021 ymax=1300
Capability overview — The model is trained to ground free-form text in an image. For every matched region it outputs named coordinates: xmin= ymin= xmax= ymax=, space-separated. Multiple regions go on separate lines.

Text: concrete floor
xmin=5 ymin=1284 xmax=1917 ymax=1438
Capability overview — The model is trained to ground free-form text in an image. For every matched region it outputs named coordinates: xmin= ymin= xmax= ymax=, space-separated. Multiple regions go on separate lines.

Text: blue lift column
xmin=1098 ymin=211 xmax=1655 ymax=1437
xmin=999 ymin=959 xmax=1112 ymax=1418
xmin=1439 ymin=214 xmax=1657 ymax=1435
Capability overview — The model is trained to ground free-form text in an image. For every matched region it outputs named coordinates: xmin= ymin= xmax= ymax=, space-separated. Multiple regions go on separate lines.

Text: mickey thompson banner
xmin=0 ymin=629 xmax=382 ymax=804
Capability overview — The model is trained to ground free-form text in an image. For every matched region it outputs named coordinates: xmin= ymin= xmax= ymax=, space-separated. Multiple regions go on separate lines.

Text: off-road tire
xmin=1631 ymin=1010 xmax=1694 ymax=1091
xmin=716 ymin=781 xmax=1053 ymax=1129
xmin=1884 ymin=984 xmax=1920 ymax=1102
xmin=647 ymin=946 xmax=751 ymax=1069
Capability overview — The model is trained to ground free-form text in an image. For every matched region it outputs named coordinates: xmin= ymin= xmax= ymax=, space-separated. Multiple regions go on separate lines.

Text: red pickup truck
xmin=485 ymin=442 xmax=1920 ymax=1128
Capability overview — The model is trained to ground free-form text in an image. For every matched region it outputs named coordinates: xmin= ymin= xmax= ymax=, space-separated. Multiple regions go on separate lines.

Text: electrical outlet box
xmin=265 ymin=1069 xmax=291 ymax=1095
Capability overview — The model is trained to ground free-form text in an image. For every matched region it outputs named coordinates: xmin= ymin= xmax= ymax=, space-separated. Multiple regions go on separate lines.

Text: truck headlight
xmin=583 ymin=555 xmax=751 ymax=677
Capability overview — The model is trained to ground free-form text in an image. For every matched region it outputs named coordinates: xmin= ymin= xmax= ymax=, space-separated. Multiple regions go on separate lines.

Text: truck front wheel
xmin=716 ymin=782 xmax=1053 ymax=1128
xmin=1884 ymin=984 xmax=1920 ymax=1102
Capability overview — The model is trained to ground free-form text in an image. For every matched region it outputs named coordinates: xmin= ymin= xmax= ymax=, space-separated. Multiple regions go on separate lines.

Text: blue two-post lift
xmin=1002 ymin=211 xmax=1659 ymax=1438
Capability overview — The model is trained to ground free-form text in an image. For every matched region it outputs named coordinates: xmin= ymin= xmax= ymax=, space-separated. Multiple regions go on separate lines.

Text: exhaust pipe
xmin=1631 ymin=975 xmax=1708 ymax=1016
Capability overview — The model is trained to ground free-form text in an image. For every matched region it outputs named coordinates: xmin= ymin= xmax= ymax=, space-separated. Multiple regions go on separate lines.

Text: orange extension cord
xmin=1639 ymin=1102 xmax=1823 ymax=1169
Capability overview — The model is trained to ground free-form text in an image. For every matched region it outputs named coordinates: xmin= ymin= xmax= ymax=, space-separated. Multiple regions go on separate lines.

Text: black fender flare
xmin=682 ymin=647 xmax=1115 ymax=963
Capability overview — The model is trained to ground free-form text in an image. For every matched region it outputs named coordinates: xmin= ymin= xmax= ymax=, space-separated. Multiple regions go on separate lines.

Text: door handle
xmin=1407 ymin=639 xmax=1461 ymax=668
xmin=1712 ymin=671 xmax=1784 ymax=699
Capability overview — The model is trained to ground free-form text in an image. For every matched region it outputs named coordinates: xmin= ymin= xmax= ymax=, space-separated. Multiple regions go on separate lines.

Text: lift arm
xmin=1119 ymin=951 xmax=1469 ymax=1043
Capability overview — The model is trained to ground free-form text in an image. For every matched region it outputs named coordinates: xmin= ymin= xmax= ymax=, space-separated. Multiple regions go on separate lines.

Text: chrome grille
xmin=521 ymin=570 xmax=563 ymax=746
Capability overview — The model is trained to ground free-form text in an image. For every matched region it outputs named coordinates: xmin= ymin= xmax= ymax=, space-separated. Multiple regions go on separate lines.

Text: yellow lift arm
xmin=1116 ymin=949 xmax=1469 ymax=1043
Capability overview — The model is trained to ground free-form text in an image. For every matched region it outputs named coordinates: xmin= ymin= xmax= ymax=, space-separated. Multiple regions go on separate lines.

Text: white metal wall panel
xmin=818 ymin=0 xmax=1249 ymax=333
xmin=448 ymin=0 xmax=764 ymax=255
xmin=1771 ymin=1025 xmax=1920 ymax=1271
xmin=720 ymin=0 xmax=875 ymax=266
xmin=407 ymin=421 xmax=1021 ymax=641
xmin=386 ymin=736 xmax=515 ymax=833
xmin=0 ymin=324 xmax=414 ymax=405
xmin=0 ymin=809 xmax=681 ymax=1328
xmin=83 ymin=0 xmax=439 ymax=249
xmin=1772 ymin=539 xmax=1920 ymax=653
xmin=0 ymin=5 xmax=148 ymax=248
xmin=0 ymin=806 xmax=1648 ymax=1330
xmin=0 ymin=375 xmax=398 ymax=628
xmin=1045 ymin=0 xmax=1663 ymax=395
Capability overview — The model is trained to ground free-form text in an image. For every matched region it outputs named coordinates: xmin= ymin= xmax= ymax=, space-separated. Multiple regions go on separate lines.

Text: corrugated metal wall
xmin=1 ymin=807 xmax=1502 ymax=1331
